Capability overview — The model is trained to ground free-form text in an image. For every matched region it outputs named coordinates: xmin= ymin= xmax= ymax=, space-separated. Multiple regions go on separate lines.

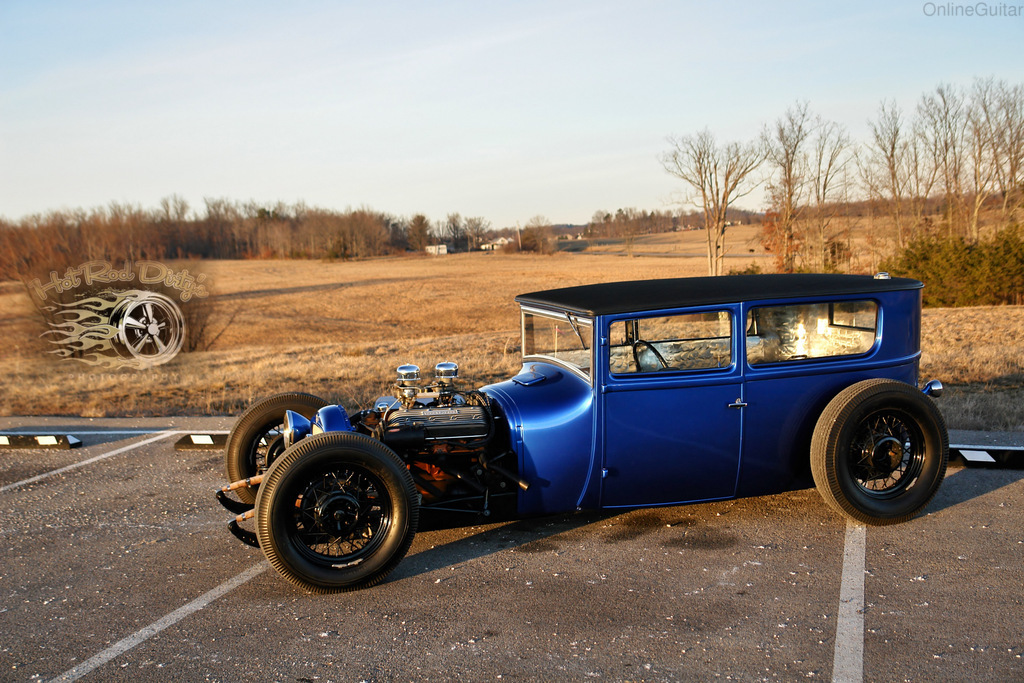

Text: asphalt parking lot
xmin=1 ymin=417 xmax=1022 ymax=682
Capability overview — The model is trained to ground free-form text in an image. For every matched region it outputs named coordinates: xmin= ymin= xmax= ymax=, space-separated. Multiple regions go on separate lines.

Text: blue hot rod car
xmin=218 ymin=273 xmax=948 ymax=592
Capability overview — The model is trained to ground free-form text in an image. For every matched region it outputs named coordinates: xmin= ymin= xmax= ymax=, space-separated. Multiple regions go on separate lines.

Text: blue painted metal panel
xmin=737 ymin=366 xmax=916 ymax=497
xmin=482 ymin=363 xmax=597 ymax=516
xmin=596 ymin=304 xmax=743 ymax=507
xmin=313 ymin=405 xmax=353 ymax=433
xmin=734 ymin=290 xmax=922 ymax=496
xmin=601 ymin=380 xmax=742 ymax=506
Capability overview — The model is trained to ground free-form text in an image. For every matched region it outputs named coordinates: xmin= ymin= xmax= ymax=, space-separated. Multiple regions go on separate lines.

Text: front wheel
xmin=255 ymin=432 xmax=419 ymax=593
xmin=811 ymin=379 xmax=948 ymax=526
xmin=225 ymin=393 xmax=329 ymax=503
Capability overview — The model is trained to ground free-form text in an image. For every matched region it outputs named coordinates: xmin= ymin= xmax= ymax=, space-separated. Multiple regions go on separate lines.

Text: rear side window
xmin=610 ymin=311 xmax=732 ymax=374
xmin=746 ymin=301 xmax=877 ymax=365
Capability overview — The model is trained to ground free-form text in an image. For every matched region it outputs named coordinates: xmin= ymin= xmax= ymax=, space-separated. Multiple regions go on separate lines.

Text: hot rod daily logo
xmin=29 ymin=260 xmax=208 ymax=369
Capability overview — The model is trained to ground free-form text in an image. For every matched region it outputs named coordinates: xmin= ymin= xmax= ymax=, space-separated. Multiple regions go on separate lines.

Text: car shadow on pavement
xmin=394 ymin=509 xmax=617 ymax=582
xmin=924 ymin=465 xmax=1024 ymax=516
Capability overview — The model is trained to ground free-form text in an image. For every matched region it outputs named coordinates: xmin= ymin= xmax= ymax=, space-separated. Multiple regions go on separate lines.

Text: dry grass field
xmin=1 ymin=249 xmax=1021 ymax=431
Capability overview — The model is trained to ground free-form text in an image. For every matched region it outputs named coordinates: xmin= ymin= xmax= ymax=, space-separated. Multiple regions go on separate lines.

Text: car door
xmin=599 ymin=306 xmax=743 ymax=508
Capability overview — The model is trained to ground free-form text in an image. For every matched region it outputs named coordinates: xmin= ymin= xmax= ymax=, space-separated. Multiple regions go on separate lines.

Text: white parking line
xmin=832 ymin=521 xmax=866 ymax=683
xmin=49 ymin=563 xmax=266 ymax=683
xmin=0 ymin=431 xmax=178 ymax=493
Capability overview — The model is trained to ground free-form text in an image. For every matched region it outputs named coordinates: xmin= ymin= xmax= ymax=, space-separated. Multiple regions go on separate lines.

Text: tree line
xmin=662 ymin=77 xmax=1024 ymax=276
xmin=0 ymin=198 xmax=502 ymax=281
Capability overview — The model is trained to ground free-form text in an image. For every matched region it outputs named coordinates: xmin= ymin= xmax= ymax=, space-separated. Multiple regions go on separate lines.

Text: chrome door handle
xmin=728 ymin=399 xmax=747 ymax=408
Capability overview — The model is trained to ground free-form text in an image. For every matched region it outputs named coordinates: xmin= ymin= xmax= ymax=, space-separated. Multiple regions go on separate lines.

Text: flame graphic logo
xmin=42 ymin=290 xmax=185 ymax=369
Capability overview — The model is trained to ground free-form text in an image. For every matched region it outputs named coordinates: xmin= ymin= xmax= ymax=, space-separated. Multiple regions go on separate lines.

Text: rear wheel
xmin=255 ymin=432 xmax=419 ymax=593
xmin=225 ymin=393 xmax=328 ymax=503
xmin=811 ymin=379 xmax=948 ymax=526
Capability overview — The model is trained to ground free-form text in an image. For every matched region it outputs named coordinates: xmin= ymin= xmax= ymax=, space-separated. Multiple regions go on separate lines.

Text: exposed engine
xmin=345 ymin=362 xmax=525 ymax=514
xmin=218 ymin=361 xmax=528 ymax=549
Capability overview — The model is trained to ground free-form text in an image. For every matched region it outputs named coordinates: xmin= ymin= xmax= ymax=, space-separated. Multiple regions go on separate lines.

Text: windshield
xmin=522 ymin=308 xmax=593 ymax=377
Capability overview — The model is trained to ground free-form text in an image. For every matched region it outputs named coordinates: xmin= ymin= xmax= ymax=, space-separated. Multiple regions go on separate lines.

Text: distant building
xmin=480 ymin=237 xmax=512 ymax=251
xmin=425 ymin=245 xmax=448 ymax=256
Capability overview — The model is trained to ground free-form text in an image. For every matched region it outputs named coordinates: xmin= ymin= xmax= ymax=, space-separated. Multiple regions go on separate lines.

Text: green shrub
xmin=882 ymin=228 xmax=1024 ymax=306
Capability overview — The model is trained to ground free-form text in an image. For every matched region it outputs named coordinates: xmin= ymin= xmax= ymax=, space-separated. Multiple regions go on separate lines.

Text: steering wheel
xmin=632 ymin=340 xmax=669 ymax=371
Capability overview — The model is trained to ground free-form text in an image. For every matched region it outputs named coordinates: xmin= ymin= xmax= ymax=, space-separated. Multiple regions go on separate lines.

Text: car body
xmin=219 ymin=273 xmax=948 ymax=592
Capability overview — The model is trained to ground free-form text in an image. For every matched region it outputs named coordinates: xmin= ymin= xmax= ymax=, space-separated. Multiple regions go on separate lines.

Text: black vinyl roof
xmin=515 ymin=274 xmax=922 ymax=316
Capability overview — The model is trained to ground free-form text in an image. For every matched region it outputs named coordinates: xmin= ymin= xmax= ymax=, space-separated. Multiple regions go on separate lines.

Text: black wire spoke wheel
xmin=224 ymin=393 xmax=328 ymax=503
xmin=292 ymin=467 xmax=391 ymax=564
xmin=248 ymin=426 xmax=285 ymax=475
xmin=849 ymin=411 xmax=925 ymax=496
xmin=256 ymin=432 xmax=418 ymax=593
xmin=263 ymin=433 xmax=288 ymax=469
xmin=811 ymin=379 xmax=948 ymax=526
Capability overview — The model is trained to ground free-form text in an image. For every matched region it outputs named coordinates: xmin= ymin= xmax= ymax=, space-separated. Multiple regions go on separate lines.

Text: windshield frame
xmin=520 ymin=305 xmax=595 ymax=382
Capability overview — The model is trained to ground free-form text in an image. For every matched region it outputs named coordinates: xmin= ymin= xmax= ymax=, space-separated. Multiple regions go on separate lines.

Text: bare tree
xmin=965 ymin=79 xmax=1001 ymax=240
xmin=860 ymin=102 xmax=908 ymax=248
xmin=660 ymin=129 xmax=765 ymax=276
xmin=464 ymin=216 xmax=491 ymax=250
xmin=615 ymin=207 xmax=643 ymax=256
xmin=859 ymin=101 xmax=937 ymax=250
xmin=443 ymin=213 xmax=464 ymax=251
xmin=809 ymin=117 xmax=852 ymax=270
xmin=918 ymin=83 xmax=968 ymax=236
xmin=204 ymin=197 xmax=245 ymax=256
xmin=904 ymin=119 xmax=939 ymax=239
xmin=588 ymin=210 xmax=613 ymax=238
xmin=989 ymin=80 xmax=1024 ymax=224
xmin=763 ymin=102 xmax=813 ymax=272
xmin=159 ymin=194 xmax=190 ymax=223
xmin=351 ymin=209 xmax=389 ymax=257
xmin=519 ymin=215 xmax=552 ymax=253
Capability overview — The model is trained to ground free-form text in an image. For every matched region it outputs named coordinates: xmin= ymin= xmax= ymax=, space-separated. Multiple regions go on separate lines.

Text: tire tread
xmin=255 ymin=431 xmax=419 ymax=593
xmin=811 ymin=379 xmax=948 ymax=526
xmin=225 ymin=392 xmax=329 ymax=503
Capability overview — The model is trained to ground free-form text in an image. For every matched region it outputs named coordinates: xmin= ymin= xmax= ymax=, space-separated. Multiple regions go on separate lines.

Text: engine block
xmin=383 ymin=404 xmax=490 ymax=441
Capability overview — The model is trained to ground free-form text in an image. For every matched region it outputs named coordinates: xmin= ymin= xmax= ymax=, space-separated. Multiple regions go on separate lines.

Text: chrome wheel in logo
xmin=110 ymin=291 xmax=185 ymax=367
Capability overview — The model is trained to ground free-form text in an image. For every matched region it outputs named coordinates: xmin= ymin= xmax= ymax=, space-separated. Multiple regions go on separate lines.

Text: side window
xmin=746 ymin=301 xmax=878 ymax=365
xmin=609 ymin=311 xmax=732 ymax=374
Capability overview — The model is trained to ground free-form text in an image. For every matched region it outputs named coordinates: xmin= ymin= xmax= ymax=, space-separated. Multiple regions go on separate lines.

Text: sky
xmin=2 ymin=0 xmax=1022 ymax=229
